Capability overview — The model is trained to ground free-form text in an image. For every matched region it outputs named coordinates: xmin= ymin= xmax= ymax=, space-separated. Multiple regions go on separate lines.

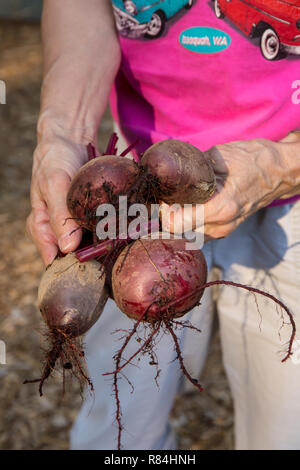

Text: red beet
xmin=38 ymin=253 xmax=108 ymax=336
xmin=24 ymin=253 xmax=108 ymax=395
xmin=141 ymin=139 xmax=216 ymax=204
xmin=108 ymin=235 xmax=296 ymax=450
xmin=67 ymin=155 xmax=140 ymax=230
xmin=112 ymin=237 xmax=207 ymax=322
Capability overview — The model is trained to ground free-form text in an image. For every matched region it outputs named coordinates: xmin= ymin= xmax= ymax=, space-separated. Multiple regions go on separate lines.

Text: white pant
xmin=70 ymin=196 xmax=300 ymax=450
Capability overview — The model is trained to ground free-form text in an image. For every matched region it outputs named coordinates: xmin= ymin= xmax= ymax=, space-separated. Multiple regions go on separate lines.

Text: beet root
xmin=24 ymin=253 xmax=108 ymax=395
xmin=107 ymin=236 xmax=296 ymax=449
xmin=67 ymin=155 xmax=140 ymax=230
xmin=141 ymin=139 xmax=216 ymax=205
xmin=111 ymin=237 xmax=207 ymax=322
xmin=38 ymin=253 xmax=108 ymax=336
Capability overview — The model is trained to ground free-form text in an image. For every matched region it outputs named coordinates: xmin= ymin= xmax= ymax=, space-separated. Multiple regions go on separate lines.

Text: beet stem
xmin=76 ymin=238 xmax=127 ymax=262
xmin=75 ymin=220 xmax=159 ymax=262
xmin=120 ymin=138 xmax=140 ymax=157
xmin=104 ymin=132 xmax=118 ymax=156
xmin=87 ymin=143 xmax=98 ymax=161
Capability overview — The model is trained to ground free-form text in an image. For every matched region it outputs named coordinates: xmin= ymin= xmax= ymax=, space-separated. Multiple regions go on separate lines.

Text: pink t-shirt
xmin=110 ymin=0 xmax=300 ymax=206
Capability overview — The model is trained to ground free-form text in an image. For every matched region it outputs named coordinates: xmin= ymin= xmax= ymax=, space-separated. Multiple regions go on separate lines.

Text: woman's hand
xmin=161 ymin=135 xmax=300 ymax=241
xmin=27 ymin=0 xmax=121 ymax=265
xmin=26 ymin=137 xmax=88 ymax=265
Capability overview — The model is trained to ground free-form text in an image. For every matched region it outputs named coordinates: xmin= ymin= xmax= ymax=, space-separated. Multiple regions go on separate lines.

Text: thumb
xmin=280 ymin=131 xmax=300 ymax=143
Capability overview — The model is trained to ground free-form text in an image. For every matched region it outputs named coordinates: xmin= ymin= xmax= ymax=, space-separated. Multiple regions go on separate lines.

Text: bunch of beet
xmin=25 ymin=134 xmax=296 ymax=450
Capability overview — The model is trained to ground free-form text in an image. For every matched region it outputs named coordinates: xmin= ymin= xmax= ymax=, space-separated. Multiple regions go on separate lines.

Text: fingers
xmin=43 ymin=170 xmax=82 ymax=254
xmin=160 ymin=202 xmax=237 ymax=241
xmin=28 ymin=138 xmax=89 ymax=265
xmin=28 ymin=169 xmax=82 ymax=265
xmin=26 ymin=207 xmax=59 ymax=266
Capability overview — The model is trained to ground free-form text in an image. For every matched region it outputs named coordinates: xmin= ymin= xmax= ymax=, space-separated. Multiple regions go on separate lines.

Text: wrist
xmin=276 ymin=136 xmax=300 ymax=198
xmin=32 ymin=129 xmax=90 ymax=173
xmin=37 ymin=109 xmax=98 ymax=146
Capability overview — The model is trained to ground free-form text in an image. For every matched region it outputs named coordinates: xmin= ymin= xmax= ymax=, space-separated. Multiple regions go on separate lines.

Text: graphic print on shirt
xmin=112 ymin=0 xmax=194 ymax=39
xmin=212 ymin=0 xmax=300 ymax=61
xmin=112 ymin=0 xmax=300 ymax=61
xmin=179 ymin=26 xmax=231 ymax=53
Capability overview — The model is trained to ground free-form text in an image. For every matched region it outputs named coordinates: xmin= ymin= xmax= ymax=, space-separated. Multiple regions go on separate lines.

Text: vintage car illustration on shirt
xmin=212 ymin=0 xmax=300 ymax=60
xmin=112 ymin=0 xmax=194 ymax=39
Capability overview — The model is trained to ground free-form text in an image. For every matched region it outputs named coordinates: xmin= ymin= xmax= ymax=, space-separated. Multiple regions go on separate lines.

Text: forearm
xmin=37 ymin=0 xmax=121 ymax=145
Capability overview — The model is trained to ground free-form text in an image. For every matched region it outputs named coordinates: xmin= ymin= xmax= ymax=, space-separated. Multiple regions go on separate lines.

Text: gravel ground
xmin=0 ymin=20 xmax=233 ymax=450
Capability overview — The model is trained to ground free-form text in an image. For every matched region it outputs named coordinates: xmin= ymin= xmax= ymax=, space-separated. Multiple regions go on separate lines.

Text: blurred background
xmin=0 ymin=1 xmax=233 ymax=450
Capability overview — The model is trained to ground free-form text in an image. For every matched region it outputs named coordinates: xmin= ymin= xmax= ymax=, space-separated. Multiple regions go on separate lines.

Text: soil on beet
xmin=0 ymin=20 xmax=234 ymax=450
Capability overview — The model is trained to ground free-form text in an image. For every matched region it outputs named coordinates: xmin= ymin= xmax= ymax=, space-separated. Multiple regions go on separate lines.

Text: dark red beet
xmin=67 ymin=155 xmax=140 ymax=230
xmin=112 ymin=237 xmax=207 ymax=322
xmin=141 ymin=139 xmax=216 ymax=204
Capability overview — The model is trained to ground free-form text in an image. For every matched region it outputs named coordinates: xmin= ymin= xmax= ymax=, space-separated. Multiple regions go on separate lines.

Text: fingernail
xmin=58 ymin=233 xmax=74 ymax=252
